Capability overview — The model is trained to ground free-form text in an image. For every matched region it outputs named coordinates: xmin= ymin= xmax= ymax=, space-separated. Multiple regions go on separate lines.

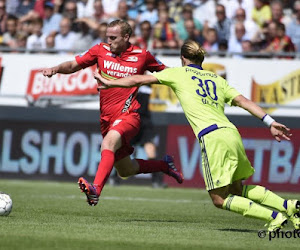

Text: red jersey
xmin=75 ymin=43 xmax=165 ymax=121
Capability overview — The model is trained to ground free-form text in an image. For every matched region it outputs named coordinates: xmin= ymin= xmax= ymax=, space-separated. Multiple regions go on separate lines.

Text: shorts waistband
xmin=197 ymin=124 xmax=218 ymax=140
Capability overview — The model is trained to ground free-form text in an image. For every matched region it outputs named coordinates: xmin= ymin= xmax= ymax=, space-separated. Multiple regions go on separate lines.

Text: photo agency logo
xmin=258 ymin=229 xmax=300 ymax=241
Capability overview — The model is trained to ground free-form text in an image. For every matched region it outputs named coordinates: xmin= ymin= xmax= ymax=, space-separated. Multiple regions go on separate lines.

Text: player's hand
xmin=270 ymin=121 xmax=292 ymax=142
xmin=94 ymin=71 xmax=110 ymax=90
xmin=40 ymin=68 xmax=58 ymax=77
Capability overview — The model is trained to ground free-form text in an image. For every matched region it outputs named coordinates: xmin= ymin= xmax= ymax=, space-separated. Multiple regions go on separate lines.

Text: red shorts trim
xmin=100 ymin=112 xmax=140 ymax=161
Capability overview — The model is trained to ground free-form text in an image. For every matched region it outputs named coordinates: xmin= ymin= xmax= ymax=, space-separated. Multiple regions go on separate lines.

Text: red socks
xmin=136 ymin=159 xmax=168 ymax=174
xmin=93 ymin=150 xmax=115 ymax=195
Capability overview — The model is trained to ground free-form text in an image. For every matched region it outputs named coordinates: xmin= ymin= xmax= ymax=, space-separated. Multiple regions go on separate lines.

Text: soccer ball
xmin=0 ymin=192 xmax=13 ymax=216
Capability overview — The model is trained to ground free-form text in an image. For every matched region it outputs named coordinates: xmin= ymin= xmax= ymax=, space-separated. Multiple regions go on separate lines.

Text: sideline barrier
xmin=0 ymin=106 xmax=299 ymax=192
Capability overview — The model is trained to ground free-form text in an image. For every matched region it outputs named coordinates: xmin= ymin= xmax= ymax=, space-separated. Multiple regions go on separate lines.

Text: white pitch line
xmin=101 ymin=196 xmax=210 ymax=204
xmin=29 ymin=194 xmax=210 ymax=204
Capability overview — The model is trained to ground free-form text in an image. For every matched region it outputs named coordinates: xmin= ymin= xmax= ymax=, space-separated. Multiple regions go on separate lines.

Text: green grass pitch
xmin=0 ymin=179 xmax=299 ymax=250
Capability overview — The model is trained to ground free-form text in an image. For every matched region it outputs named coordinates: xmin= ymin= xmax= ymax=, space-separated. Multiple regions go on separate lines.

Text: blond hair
xmin=108 ymin=19 xmax=132 ymax=37
xmin=181 ymin=40 xmax=205 ymax=65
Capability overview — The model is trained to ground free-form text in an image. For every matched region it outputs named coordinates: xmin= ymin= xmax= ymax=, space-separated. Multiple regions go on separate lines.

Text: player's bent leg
xmin=115 ymin=156 xmax=140 ymax=178
xmin=135 ymin=155 xmax=184 ymax=184
xmin=209 ymin=186 xmax=288 ymax=232
xmin=209 ymin=185 xmax=230 ymax=208
xmin=242 ymin=184 xmax=300 ymax=229
xmin=228 ymin=180 xmax=243 ymax=196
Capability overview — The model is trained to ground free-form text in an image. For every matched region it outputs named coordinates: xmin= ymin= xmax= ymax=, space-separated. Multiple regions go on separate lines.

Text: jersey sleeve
xmin=144 ymin=51 xmax=166 ymax=72
xmin=223 ymin=79 xmax=241 ymax=106
xmin=153 ymin=68 xmax=174 ymax=86
xmin=75 ymin=44 xmax=100 ymax=69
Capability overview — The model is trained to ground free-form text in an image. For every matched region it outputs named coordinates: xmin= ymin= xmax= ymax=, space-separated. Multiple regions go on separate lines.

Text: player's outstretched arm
xmin=41 ymin=60 xmax=82 ymax=77
xmin=232 ymin=95 xmax=292 ymax=142
xmin=94 ymin=71 xmax=159 ymax=89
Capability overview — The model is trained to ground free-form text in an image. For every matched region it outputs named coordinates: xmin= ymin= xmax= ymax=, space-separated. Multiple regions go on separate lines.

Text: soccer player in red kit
xmin=41 ymin=20 xmax=183 ymax=206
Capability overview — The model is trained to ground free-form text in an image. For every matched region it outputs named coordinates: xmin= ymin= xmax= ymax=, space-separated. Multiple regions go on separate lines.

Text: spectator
xmin=111 ymin=0 xmax=134 ymax=22
xmin=179 ymin=19 xmax=204 ymax=47
xmin=286 ymin=0 xmax=300 ymax=52
xmin=127 ymin=0 xmax=145 ymax=20
xmin=139 ymin=0 xmax=158 ymax=26
xmin=102 ymin=0 xmax=121 ymax=16
xmin=6 ymin=0 xmax=18 ymax=16
xmin=152 ymin=10 xmax=178 ymax=49
xmin=77 ymin=0 xmax=95 ymax=18
xmin=18 ymin=18 xmax=34 ymax=36
xmin=252 ymin=21 xmax=271 ymax=51
xmin=219 ymin=0 xmax=254 ymax=21
xmin=42 ymin=1 xmax=62 ymax=36
xmin=15 ymin=31 xmax=28 ymax=52
xmin=2 ymin=15 xmax=18 ymax=48
xmin=15 ymin=0 xmax=35 ymax=18
xmin=0 ymin=0 xmax=8 ymax=35
xmin=264 ymin=21 xmax=295 ymax=56
xmin=176 ymin=4 xmax=203 ymax=42
xmin=91 ymin=22 xmax=107 ymax=46
xmin=218 ymin=39 xmax=228 ymax=55
xmin=232 ymin=7 xmax=259 ymax=40
xmin=214 ymin=4 xmax=231 ymax=44
xmin=33 ymin=0 xmax=46 ymax=18
xmin=194 ymin=0 xmax=217 ymax=28
xmin=54 ymin=17 xmax=77 ymax=53
xmin=203 ymin=27 xmax=219 ymax=53
xmin=26 ymin=17 xmax=47 ymax=52
xmin=72 ymin=20 xmax=93 ymax=52
xmin=91 ymin=0 xmax=110 ymax=23
xmin=261 ymin=20 xmax=278 ymax=51
xmin=228 ymin=21 xmax=248 ymax=57
xmin=157 ymin=0 xmax=171 ymax=17
xmin=136 ymin=20 xmax=153 ymax=50
xmin=241 ymin=39 xmax=255 ymax=57
xmin=168 ymin=0 xmax=183 ymax=24
xmin=127 ymin=19 xmax=138 ymax=45
xmin=251 ymin=0 xmax=272 ymax=28
xmin=45 ymin=33 xmax=55 ymax=52
xmin=63 ymin=0 xmax=80 ymax=32
xmin=270 ymin=0 xmax=291 ymax=26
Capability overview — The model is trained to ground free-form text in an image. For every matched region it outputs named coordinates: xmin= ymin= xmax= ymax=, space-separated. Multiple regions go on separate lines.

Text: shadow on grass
xmin=123 ymin=219 xmax=200 ymax=223
xmin=217 ymin=228 xmax=257 ymax=233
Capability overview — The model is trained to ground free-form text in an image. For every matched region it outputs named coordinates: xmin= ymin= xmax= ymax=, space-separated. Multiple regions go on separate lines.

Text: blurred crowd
xmin=0 ymin=0 xmax=299 ymax=58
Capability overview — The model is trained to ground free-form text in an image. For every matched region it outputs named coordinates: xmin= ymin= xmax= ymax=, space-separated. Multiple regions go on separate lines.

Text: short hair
xmin=33 ymin=17 xmax=43 ymax=26
xmin=277 ymin=22 xmax=286 ymax=31
xmin=181 ymin=40 xmax=205 ymax=65
xmin=7 ymin=14 xmax=18 ymax=22
xmin=271 ymin=0 xmax=283 ymax=8
xmin=108 ymin=19 xmax=132 ymax=37
xmin=182 ymin=4 xmax=193 ymax=13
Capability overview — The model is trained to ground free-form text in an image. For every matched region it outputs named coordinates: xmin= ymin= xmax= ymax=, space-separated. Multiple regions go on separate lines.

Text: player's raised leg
xmin=114 ymin=155 xmax=184 ymax=184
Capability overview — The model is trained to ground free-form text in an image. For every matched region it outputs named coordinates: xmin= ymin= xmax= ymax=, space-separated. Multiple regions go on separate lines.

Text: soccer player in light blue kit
xmin=94 ymin=40 xmax=300 ymax=232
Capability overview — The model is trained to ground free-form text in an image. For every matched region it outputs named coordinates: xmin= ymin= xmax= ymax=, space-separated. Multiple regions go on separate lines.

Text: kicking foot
xmin=78 ymin=177 xmax=99 ymax=206
xmin=286 ymin=200 xmax=300 ymax=230
xmin=265 ymin=212 xmax=288 ymax=232
xmin=163 ymin=155 xmax=184 ymax=184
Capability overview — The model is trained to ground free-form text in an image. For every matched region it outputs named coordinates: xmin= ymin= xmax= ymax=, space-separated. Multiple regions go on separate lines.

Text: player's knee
xmin=211 ymin=197 xmax=224 ymax=209
xmin=116 ymin=168 xmax=131 ymax=178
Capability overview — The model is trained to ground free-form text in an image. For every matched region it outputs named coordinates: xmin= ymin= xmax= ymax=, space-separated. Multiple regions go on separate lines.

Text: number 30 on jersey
xmin=192 ymin=76 xmax=218 ymax=101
